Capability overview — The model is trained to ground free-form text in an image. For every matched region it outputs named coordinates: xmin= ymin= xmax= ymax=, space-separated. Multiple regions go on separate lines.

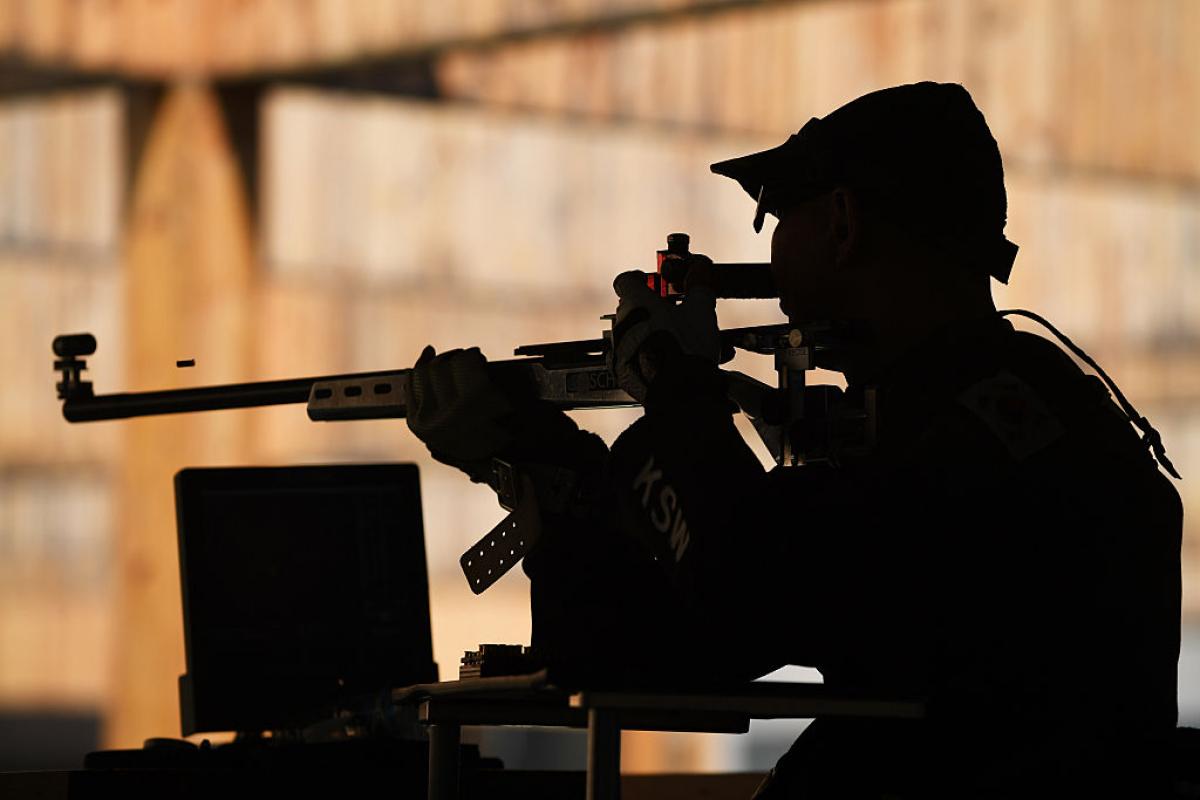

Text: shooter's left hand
xmin=612 ymin=258 xmax=721 ymax=402
xmin=405 ymin=346 xmax=515 ymax=470
xmin=405 ymin=345 xmax=610 ymax=485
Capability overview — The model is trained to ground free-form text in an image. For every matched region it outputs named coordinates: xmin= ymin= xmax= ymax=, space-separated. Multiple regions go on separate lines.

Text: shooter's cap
xmin=710 ymin=82 xmax=1018 ymax=283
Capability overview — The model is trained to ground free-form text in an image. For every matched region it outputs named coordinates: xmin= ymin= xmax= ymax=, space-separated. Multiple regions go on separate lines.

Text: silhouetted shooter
xmin=404 ymin=83 xmax=1182 ymax=797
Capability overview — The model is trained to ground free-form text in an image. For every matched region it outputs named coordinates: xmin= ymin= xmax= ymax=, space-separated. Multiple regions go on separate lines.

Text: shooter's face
xmin=770 ymin=196 xmax=844 ymax=324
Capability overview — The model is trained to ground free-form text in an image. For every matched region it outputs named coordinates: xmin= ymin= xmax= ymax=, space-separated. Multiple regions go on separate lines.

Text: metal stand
xmin=776 ymin=328 xmax=809 ymax=466
xmin=586 ymin=708 xmax=621 ymax=800
xmin=400 ymin=675 xmax=922 ymax=800
xmin=427 ymin=722 xmax=461 ymax=800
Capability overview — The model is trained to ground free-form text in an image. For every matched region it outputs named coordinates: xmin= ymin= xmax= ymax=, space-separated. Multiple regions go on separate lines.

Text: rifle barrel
xmin=56 ymin=324 xmax=799 ymax=423
xmin=61 ymin=371 xmax=403 ymax=422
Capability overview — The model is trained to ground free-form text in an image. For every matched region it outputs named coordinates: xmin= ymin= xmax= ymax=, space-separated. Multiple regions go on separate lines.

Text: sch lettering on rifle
xmin=631 ymin=456 xmax=690 ymax=562
xmin=565 ymin=369 xmax=618 ymax=394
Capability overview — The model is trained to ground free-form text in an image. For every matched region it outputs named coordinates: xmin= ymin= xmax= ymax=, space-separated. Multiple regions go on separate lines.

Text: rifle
xmin=55 ymin=234 xmax=863 ymax=460
xmin=53 ymin=234 xmax=872 ymax=591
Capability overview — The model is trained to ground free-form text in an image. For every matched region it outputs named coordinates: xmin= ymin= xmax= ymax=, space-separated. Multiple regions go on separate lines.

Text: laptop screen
xmin=174 ymin=463 xmax=436 ymax=735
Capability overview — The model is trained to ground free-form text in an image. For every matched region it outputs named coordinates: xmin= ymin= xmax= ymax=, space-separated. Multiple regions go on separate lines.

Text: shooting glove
xmin=612 ymin=264 xmax=721 ymax=402
xmin=405 ymin=345 xmax=610 ymax=487
xmin=405 ymin=346 xmax=515 ymax=474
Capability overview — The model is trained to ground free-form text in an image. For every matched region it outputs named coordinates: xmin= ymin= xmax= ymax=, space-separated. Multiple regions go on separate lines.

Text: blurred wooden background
xmin=0 ymin=0 xmax=1197 ymax=770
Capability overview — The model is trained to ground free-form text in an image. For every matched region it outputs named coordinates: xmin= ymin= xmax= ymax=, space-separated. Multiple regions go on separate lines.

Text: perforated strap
xmin=460 ymin=459 xmax=585 ymax=594
xmin=460 ymin=472 xmax=542 ymax=595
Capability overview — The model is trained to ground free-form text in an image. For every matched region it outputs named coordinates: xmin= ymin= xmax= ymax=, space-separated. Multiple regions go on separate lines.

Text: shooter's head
xmin=711 ymin=82 xmax=1017 ymax=330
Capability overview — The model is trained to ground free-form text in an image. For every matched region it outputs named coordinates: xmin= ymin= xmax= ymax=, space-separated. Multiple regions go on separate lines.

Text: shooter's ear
xmin=829 ymin=186 xmax=858 ymax=266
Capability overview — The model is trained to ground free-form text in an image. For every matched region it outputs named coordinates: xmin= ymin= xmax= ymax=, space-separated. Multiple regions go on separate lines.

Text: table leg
xmin=587 ymin=708 xmax=621 ymax=800
xmin=428 ymin=722 xmax=461 ymax=800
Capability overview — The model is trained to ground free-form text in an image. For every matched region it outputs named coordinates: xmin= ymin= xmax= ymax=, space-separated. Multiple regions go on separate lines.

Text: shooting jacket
xmin=522 ymin=313 xmax=1182 ymax=798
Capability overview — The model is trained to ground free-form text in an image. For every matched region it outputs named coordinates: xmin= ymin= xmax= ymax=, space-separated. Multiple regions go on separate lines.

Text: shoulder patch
xmin=957 ymin=370 xmax=1065 ymax=460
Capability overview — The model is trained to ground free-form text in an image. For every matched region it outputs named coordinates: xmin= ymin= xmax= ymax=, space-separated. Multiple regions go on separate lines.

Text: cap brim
xmin=710 ymin=145 xmax=789 ymax=203
xmin=711 ymin=124 xmax=833 ymax=210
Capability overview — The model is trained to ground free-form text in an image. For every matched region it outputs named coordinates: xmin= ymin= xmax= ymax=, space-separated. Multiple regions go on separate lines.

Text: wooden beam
xmin=213 ymin=82 xmax=262 ymax=229
xmin=122 ymin=83 xmax=165 ymax=220
xmin=0 ymin=0 xmax=776 ymax=80
xmin=0 ymin=54 xmax=124 ymax=96
xmin=110 ymin=82 xmax=255 ymax=747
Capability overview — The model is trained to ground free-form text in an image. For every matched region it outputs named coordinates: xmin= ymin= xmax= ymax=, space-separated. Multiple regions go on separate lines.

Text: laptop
xmin=174 ymin=463 xmax=437 ymax=736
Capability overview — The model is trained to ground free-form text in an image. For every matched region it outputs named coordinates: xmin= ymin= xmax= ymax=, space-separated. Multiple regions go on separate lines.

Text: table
xmin=392 ymin=672 xmax=926 ymax=800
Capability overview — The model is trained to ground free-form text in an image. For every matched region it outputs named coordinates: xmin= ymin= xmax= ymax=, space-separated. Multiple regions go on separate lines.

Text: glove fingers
xmin=407 ymin=347 xmax=463 ymax=420
xmin=415 ymin=344 xmax=437 ymax=366
xmin=406 ymin=347 xmax=515 ymax=461
xmin=420 ymin=348 xmax=503 ymax=426
xmin=613 ymin=270 xmax=659 ymax=302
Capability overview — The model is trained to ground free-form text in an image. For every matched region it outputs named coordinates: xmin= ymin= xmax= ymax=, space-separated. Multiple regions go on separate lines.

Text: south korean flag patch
xmin=958 ymin=371 xmax=1065 ymax=460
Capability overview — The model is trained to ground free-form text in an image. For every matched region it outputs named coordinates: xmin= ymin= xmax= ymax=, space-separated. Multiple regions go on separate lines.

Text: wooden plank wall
xmin=261 ymin=89 xmax=771 ymax=297
xmin=0 ymin=88 xmax=122 ymax=714
xmin=0 ymin=468 xmax=113 ymax=708
xmin=0 ymin=90 xmax=121 ymax=251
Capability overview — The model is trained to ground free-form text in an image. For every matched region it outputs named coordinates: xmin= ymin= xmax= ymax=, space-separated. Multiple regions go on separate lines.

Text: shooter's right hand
xmin=612 ymin=264 xmax=721 ymax=403
xmin=405 ymin=346 xmax=516 ymax=476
